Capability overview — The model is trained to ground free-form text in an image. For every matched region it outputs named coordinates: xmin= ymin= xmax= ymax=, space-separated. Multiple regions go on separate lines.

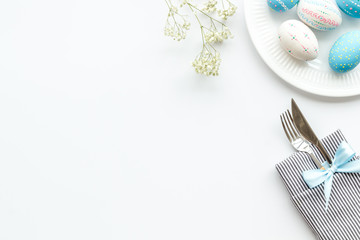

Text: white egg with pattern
xmin=278 ymin=20 xmax=319 ymax=61
xmin=297 ymin=0 xmax=342 ymax=31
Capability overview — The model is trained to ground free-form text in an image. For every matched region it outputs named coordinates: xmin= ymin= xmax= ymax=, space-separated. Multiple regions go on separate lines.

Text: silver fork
xmin=281 ymin=110 xmax=324 ymax=170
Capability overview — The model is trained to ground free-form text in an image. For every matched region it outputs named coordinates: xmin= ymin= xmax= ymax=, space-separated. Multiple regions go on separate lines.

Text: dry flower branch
xmin=164 ymin=0 xmax=237 ymax=76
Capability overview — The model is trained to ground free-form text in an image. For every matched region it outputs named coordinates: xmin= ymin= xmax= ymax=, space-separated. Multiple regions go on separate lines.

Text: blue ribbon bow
xmin=302 ymin=141 xmax=360 ymax=210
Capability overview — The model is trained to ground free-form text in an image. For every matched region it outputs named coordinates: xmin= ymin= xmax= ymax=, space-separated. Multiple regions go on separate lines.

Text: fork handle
xmin=309 ymin=151 xmax=324 ymax=169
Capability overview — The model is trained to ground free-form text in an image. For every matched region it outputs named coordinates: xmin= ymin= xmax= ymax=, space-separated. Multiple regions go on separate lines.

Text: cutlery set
xmin=281 ymin=99 xmax=332 ymax=169
xmin=277 ymin=100 xmax=360 ymax=235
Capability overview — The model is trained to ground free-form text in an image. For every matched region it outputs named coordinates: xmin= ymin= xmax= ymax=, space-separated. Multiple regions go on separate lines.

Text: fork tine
xmin=283 ymin=112 xmax=295 ymax=140
xmin=280 ymin=114 xmax=291 ymax=142
xmin=285 ymin=110 xmax=298 ymax=138
xmin=287 ymin=109 xmax=301 ymax=137
xmin=282 ymin=113 xmax=295 ymax=142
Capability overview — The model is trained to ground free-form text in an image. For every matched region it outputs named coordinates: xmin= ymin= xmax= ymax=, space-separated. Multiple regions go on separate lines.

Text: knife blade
xmin=291 ymin=99 xmax=332 ymax=165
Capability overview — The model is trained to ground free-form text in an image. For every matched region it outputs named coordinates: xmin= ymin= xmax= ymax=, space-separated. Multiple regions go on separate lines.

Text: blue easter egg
xmin=329 ymin=31 xmax=360 ymax=73
xmin=336 ymin=0 xmax=360 ymax=18
xmin=267 ymin=0 xmax=299 ymax=12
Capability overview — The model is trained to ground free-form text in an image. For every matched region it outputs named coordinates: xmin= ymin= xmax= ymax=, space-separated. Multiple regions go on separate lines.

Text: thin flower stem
xmin=186 ymin=2 xmax=226 ymax=26
xmin=187 ymin=4 xmax=206 ymax=44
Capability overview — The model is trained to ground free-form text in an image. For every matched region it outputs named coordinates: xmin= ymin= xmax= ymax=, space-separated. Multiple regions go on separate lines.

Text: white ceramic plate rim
xmin=244 ymin=0 xmax=360 ymax=97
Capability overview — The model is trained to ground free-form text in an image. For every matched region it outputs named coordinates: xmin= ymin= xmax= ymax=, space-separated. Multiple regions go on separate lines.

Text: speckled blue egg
xmin=267 ymin=0 xmax=299 ymax=12
xmin=336 ymin=0 xmax=360 ymax=18
xmin=329 ymin=31 xmax=360 ymax=73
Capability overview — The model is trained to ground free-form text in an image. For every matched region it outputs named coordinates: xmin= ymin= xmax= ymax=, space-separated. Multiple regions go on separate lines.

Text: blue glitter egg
xmin=267 ymin=0 xmax=299 ymax=12
xmin=336 ymin=0 xmax=360 ymax=18
xmin=329 ymin=31 xmax=360 ymax=73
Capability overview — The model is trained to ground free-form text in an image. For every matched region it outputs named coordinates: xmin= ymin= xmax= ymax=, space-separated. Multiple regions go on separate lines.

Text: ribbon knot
xmin=329 ymin=165 xmax=337 ymax=174
xmin=302 ymin=141 xmax=360 ymax=210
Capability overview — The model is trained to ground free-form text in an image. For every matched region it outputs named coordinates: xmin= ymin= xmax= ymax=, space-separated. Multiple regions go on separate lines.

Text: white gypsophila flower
xmin=170 ymin=5 xmax=178 ymax=14
xmin=164 ymin=22 xmax=188 ymax=41
xmin=164 ymin=0 xmax=236 ymax=76
xmin=204 ymin=30 xmax=222 ymax=43
xmin=182 ymin=22 xmax=191 ymax=30
xmin=204 ymin=27 xmax=233 ymax=43
xmin=221 ymin=27 xmax=233 ymax=39
xmin=179 ymin=0 xmax=189 ymax=8
xmin=164 ymin=3 xmax=190 ymax=41
xmin=202 ymin=0 xmax=218 ymax=13
xmin=217 ymin=3 xmax=237 ymax=20
xmin=192 ymin=50 xmax=221 ymax=76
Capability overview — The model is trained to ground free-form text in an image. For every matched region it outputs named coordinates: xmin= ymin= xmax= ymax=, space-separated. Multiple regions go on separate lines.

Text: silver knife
xmin=291 ymin=99 xmax=332 ymax=165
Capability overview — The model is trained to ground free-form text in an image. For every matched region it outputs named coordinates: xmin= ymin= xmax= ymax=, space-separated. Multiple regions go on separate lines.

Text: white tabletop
xmin=1 ymin=1 xmax=360 ymax=239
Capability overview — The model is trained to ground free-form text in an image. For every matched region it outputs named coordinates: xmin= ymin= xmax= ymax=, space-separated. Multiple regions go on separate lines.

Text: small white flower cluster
xmin=164 ymin=23 xmax=188 ymax=41
xmin=169 ymin=5 xmax=178 ymax=14
xmin=179 ymin=0 xmax=190 ymax=8
xmin=217 ymin=2 xmax=237 ymax=20
xmin=192 ymin=50 xmax=221 ymax=76
xmin=164 ymin=0 xmax=236 ymax=76
xmin=164 ymin=4 xmax=190 ymax=41
xmin=183 ymin=22 xmax=191 ymax=30
xmin=203 ymin=0 xmax=218 ymax=13
xmin=204 ymin=27 xmax=233 ymax=43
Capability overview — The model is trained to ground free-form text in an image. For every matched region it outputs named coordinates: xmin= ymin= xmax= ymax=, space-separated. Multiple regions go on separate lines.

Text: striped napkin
xmin=276 ymin=130 xmax=360 ymax=240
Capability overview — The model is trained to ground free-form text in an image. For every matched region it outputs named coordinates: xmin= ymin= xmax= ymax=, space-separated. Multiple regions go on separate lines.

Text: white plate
xmin=244 ymin=0 xmax=360 ymax=97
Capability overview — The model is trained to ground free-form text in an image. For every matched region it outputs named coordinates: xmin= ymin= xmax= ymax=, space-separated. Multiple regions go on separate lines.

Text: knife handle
xmin=309 ymin=151 xmax=324 ymax=169
xmin=316 ymin=141 xmax=332 ymax=164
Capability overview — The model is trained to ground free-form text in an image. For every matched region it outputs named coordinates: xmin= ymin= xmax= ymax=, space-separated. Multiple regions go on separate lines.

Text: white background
xmin=1 ymin=0 xmax=360 ymax=239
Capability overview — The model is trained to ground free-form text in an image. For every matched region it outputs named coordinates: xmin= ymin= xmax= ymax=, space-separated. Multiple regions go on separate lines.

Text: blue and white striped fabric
xmin=276 ymin=130 xmax=360 ymax=240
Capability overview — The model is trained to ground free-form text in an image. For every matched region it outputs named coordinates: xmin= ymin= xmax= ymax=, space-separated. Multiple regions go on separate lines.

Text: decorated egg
xmin=278 ymin=20 xmax=319 ymax=61
xmin=336 ymin=0 xmax=360 ymax=18
xmin=297 ymin=0 xmax=342 ymax=31
xmin=267 ymin=0 xmax=299 ymax=12
xmin=329 ymin=31 xmax=360 ymax=73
